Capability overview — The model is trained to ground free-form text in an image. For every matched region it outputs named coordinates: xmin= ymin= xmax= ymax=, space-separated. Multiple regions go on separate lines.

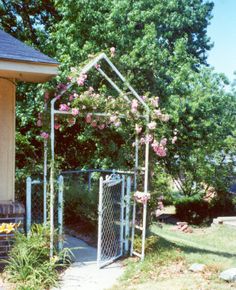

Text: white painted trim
xmin=0 ymin=60 xmax=58 ymax=82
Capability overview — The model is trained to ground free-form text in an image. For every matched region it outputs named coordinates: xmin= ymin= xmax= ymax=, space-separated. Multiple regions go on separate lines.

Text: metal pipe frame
xmin=43 ymin=140 xmax=47 ymax=225
xmin=49 ymin=53 xmax=150 ymax=259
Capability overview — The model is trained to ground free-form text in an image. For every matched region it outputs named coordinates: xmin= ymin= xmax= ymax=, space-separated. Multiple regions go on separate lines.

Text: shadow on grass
xmin=148 ymin=232 xmax=236 ymax=260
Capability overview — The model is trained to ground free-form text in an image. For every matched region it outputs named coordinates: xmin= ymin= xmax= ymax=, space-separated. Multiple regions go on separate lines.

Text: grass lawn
xmin=112 ymin=224 xmax=236 ymax=290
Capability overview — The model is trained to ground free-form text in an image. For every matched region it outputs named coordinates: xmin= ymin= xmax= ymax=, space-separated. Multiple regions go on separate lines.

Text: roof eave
xmin=0 ymin=59 xmax=59 ymax=83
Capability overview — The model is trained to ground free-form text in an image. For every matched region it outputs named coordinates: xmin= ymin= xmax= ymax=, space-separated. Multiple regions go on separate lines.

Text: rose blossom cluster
xmin=154 ymin=109 xmax=170 ymax=122
xmin=151 ymin=138 xmax=167 ymax=157
xmin=85 ymin=113 xmax=106 ymax=130
xmin=147 ymin=121 xmax=156 ymax=130
xmin=36 ymin=112 xmax=42 ymax=127
xmin=131 ymin=99 xmax=138 ymax=113
xmin=59 ymin=103 xmax=70 ymax=112
xmin=77 ymin=73 xmax=87 ymax=86
xmin=40 ymin=132 xmax=49 ymax=139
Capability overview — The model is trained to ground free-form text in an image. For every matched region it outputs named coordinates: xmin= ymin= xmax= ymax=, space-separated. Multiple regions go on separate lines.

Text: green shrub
xmin=175 ymin=193 xmax=236 ymax=225
xmin=4 ymin=224 xmax=71 ymax=290
xmin=175 ymin=196 xmax=210 ymax=225
xmin=209 ymin=193 xmax=235 ymax=217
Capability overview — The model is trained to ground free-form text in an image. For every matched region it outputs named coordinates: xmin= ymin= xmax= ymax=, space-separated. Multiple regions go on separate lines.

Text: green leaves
xmin=4 ymin=0 xmax=234 ymax=200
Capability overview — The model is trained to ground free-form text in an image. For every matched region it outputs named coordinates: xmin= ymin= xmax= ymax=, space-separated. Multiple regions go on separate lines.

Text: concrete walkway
xmin=53 ymin=235 xmax=124 ymax=290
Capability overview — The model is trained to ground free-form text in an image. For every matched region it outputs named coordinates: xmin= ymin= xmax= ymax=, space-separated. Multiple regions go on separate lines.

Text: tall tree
xmin=0 ymin=0 xmax=60 ymax=53
xmin=53 ymin=0 xmax=214 ymax=98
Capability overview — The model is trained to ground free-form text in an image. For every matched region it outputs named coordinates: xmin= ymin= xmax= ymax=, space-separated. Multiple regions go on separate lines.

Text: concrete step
xmin=211 ymin=216 xmax=236 ymax=228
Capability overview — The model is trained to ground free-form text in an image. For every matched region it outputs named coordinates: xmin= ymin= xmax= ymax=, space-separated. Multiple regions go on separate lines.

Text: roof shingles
xmin=0 ymin=29 xmax=58 ymax=65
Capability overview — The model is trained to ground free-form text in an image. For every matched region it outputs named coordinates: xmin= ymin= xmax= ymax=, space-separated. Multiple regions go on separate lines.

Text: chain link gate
xmin=97 ymin=174 xmax=130 ymax=268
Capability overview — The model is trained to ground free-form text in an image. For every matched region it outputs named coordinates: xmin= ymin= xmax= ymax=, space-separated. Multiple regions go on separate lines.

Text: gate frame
xmin=97 ymin=174 xmax=131 ymax=268
xmin=97 ymin=174 xmax=125 ymax=268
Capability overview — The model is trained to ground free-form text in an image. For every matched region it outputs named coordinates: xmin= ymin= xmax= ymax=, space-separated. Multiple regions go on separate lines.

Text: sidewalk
xmin=53 ymin=235 xmax=124 ymax=290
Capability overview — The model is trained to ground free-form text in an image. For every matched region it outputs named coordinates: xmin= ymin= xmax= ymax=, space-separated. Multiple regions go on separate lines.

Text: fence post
xmin=26 ymin=177 xmax=32 ymax=235
xmin=125 ymin=176 xmax=131 ymax=253
xmin=88 ymin=172 xmax=91 ymax=192
xmin=97 ymin=177 xmax=103 ymax=266
xmin=58 ymin=175 xmax=64 ymax=252
xmin=43 ymin=140 xmax=48 ymax=225
xmin=130 ymin=200 xmax=136 ymax=256
xmin=120 ymin=175 xmax=125 ymax=256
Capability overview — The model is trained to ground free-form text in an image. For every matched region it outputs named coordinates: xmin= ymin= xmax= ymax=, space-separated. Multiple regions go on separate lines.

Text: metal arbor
xmin=48 ymin=53 xmax=150 ymax=261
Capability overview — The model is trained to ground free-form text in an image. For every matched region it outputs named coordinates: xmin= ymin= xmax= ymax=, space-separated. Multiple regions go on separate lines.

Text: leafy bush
xmin=209 ymin=193 xmax=235 ymax=217
xmin=175 ymin=193 xmax=236 ymax=225
xmin=175 ymin=196 xmax=209 ymax=225
xmin=5 ymin=224 xmax=71 ymax=290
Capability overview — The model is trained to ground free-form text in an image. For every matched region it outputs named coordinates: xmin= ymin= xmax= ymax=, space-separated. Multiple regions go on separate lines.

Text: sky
xmin=207 ymin=0 xmax=236 ymax=82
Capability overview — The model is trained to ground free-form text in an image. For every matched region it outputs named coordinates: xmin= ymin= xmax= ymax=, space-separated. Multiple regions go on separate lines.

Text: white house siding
xmin=0 ymin=78 xmax=15 ymax=202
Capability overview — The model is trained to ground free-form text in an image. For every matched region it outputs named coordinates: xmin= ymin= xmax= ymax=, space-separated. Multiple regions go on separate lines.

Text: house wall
xmin=0 ymin=78 xmax=15 ymax=202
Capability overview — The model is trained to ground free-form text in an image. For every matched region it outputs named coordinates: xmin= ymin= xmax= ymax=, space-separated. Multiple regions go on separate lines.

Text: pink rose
xmin=156 ymin=147 xmax=167 ymax=157
xmin=141 ymin=95 xmax=147 ymax=101
xmin=68 ymin=118 xmax=75 ymax=125
xmin=159 ymin=114 xmax=170 ymax=122
xmin=59 ymin=104 xmax=70 ymax=111
xmin=86 ymin=113 xmax=92 ymax=123
xmin=37 ymin=119 xmax=42 ymax=127
xmin=154 ymin=109 xmax=162 ymax=117
xmin=151 ymin=140 xmax=167 ymax=157
xmin=160 ymin=138 xmax=167 ymax=146
xmin=145 ymin=134 xmax=153 ymax=144
xmin=69 ymin=95 xmax=74 ymax=101
xmin=88 ymin=86 xmax=94 ymax=93
xmin=54 ymin=123 xmax=61 ymax=130
xmin=98 ymin=124 xmax=105 ymax=130
xmin=131 ymin=99 xmax=138 ymax=113
xmin=40 ymin=132 xmax=49 ymax=139
xmin=140 ymin=137 xmax=146 ymax=145
xmin=77 ymin=73 xmax=87 ymax=86
xmin=110 ymin=115 xmax=117 ymax=123
xmin=114 ymin=121 xmax=121 ymax=127
xmin=91 ymin=120 xmax=97 ymax=127
xmin=72 ymin=108 xmax=79 ymax=116
xmin=77 ymin=77 xmax=84 ymax=86
xmin=147 ymin=121 xmax=156 ymax=130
